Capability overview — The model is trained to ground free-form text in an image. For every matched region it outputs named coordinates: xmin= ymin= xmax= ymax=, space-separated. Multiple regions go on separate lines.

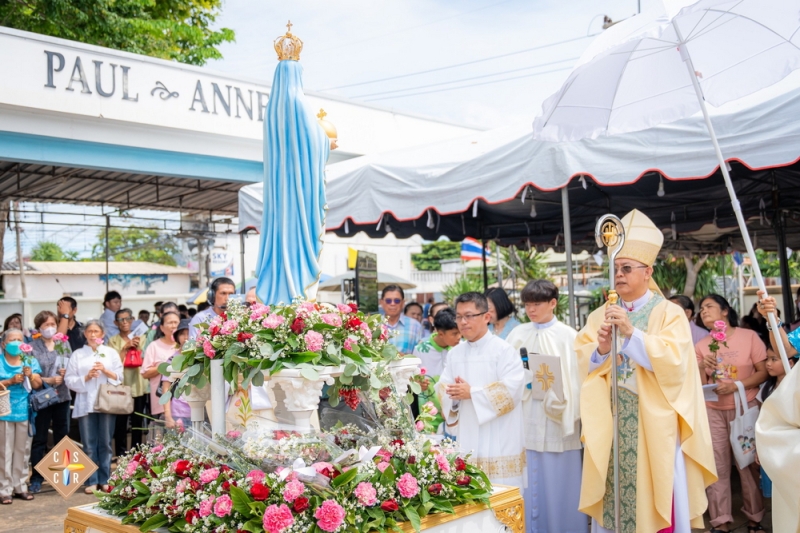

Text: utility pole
xmin=14 ymin=202 xmax=27 ymax=300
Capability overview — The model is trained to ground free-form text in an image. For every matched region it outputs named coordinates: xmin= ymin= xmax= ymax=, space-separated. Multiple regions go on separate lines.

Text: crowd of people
xmin=0 ymin=230 xmax=797 ymax=531
xmin=0 ymin=287 xmax=232 ymax=504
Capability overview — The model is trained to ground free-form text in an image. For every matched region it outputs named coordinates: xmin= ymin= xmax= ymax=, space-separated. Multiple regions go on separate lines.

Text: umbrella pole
xmin=562 ymin=187 xmax=576 ymax=328
xmin=675 ymin=22 xmax=792 ymax=376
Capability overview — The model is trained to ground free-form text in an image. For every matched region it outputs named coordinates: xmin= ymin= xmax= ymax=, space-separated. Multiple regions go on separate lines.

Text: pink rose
xmin=396 ymin=472 xmax=419 ymax=498
xmin=297 ymin=302 xmax=317 ymax=318
xmin=53 ymin=332 xmax=69 ymax=343
xmin=220 ymin=320 xmax=239 ymax=335
xmin=711 ymin=331 xmax=726 ymax=342
xmin=20 ymin=343 xmax=32 ymax=353
xmin=314 ymin=500 xmax=346 ymax=532
xmin=377 ymin=461 xmax=390 ymax=473
xmin=435 ymin=453 xmax=450 ymax=473
xmin=359 ymin=322 xmax=373 ymax=341
xmin=379 ymin=324 xmax=389 ymax=341
xmin=419 ymin=367 xmax=427 ymax=375
xmin=337 ymin=303 xmax=353 ymax=314
xmin=343 ymin=337 xmax=357 ymax=351
xmin=123 ymin=460 xmax=139 ymax=479
xmin=714 ymin=320 xmax=727 ymax=331
xmin=151 ymin=444 xmax=163 ymax=453
xmin=263 ymin=504 xmax=294 ymax=533
xmin=282 ymin=479 xmax=305 ymax=503
xmin=199 ymin=467 xmax=220 ymax=484
xmin=262 ymin=313 xmax=285 ymax=329
xmin=304 ymin=330 xmax=324 ymax=352
xmin=354 ymin=481 xmax=378 ymax=506
xmin=176 ymin=478 xmax=189 ymax=493
xmin=415 ymin=421 xmax=424 ymax=431
xmin=321 ymin=313 xmax=343 ymax=327
xmin=247 ymin=469 xmax=265 ymax=484
xmin=202 ymin=339 xmax=216 ymax=358
xmin=226 ymin=430 xmax=242 ymax=439
xmin=199 ymin=496 xmax=215 ymax=517
xmin=375 ymin=448 xmax=393 ymax=462
xmin=213 ymin=494 xmax=233 ymax=517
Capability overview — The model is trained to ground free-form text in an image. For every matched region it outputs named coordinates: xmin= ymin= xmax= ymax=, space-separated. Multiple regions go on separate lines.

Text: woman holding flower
xmin=695 ymin=294 xmax=768 ymax=533
xmin=0 ymin=328 xmax=42 ymax=503
xmin=141 ymin=311 xmax=181 ymax=423
xmin=65 ymin=319 xmax=122 ymax=493
xmin=28 ymin=310 xmax=73 ymax=494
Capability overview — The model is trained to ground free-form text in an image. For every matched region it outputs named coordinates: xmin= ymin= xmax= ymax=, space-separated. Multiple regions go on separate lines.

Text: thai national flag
xmin=461 ymin=237 xmax=484 ymax=261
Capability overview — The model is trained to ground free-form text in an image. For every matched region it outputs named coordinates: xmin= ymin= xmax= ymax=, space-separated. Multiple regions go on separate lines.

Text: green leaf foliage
xmin=0 ymin=0 xmax=235 ymax=66
xmin=30 ymin=241 xmax=79 ymax=261
xmin=411 ymin=241 xmax=461 ymax=271
xmin=91 ymin=226 xmax=181 ymax=266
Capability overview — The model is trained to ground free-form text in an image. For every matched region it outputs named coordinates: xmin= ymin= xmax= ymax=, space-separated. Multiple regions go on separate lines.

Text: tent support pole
xmin=774 ymin=210 xmax=793 ymax=323
xmin=480 ymin=223 xmax=488 ymax=292
xmin=675 ymin=21 xmax=791 ymax=375
xmin=240 ymin=230 xmax=247 ymax=294
xmin=562 ymin=187 xmax=576 ymax=328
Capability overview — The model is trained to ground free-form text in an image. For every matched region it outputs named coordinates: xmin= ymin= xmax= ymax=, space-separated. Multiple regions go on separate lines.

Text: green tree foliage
xmin=30 ymin=241 xmax=79 ymax=261
xmin=652 ymin=254 xmax=718 ymax=299
xmin=754 ymin=250 xmax=800 ymax=279
xmin=0 ymin=0 xmax=235 ymax=65
xmin=442 ymin=274 xmax=486 ymax=306
xmin=411 ymin=241 xmax=462 ymax=271
xmin=92 ymin=227 xmax=180 ymax=265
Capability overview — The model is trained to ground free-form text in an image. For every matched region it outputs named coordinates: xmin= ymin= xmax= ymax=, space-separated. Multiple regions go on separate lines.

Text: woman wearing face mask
xmin=0 ymin=328 xmax=42 ymax=504
xmin=28 ymin=311 xmax=73 ymax=494
xmin=141 ymin=311 xmax=181 ymax=424
xmin=65 ymin=319 xmax=122 ymax=494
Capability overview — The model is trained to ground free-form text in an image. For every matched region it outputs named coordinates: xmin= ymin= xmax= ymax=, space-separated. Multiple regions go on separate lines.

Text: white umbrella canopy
xmin=532 ymin=0 xmax=799 ymax=376
xmin=533 ymin=0 xmax=800 ymax=141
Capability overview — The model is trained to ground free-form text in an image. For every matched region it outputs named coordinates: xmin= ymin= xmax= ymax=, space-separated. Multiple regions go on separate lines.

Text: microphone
xmin=520 ymin=347 xmax=529 ymax=370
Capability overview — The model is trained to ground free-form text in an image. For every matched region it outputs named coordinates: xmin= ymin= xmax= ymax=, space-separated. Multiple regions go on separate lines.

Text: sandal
xmin=84 ymin=485 xmax=97 ymax=494
xmin=747 ymin=524 xmax=766 ymax=533
xmin=12 ymin=492 xmax=33 ymax=501
xmin=0 ymin=495 xmax=11 ymax=505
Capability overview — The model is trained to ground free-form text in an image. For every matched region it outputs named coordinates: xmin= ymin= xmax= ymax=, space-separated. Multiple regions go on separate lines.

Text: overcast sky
xmin=208 ymin=0 xmax=658 ymax=129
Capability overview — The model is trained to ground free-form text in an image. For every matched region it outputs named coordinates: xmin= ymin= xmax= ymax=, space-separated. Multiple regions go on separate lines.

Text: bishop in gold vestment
xmin=575 ymin=210 xmax=717 ymax=533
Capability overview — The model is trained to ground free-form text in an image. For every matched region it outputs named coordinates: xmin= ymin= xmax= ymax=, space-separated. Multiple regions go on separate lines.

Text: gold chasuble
xmin=575 ymin=210 xmax=717 ymax=532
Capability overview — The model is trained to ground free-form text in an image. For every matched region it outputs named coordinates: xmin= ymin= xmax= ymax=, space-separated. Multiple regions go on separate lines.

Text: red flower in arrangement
xmin=132 ymin=453 xmax=144 ymax=463
xmin=456 ymin=475 xmax=471 ymax=486
xmin=188 ymin=479 xmax=201 ymax=493
xmin=174 ymin=460 xmax=193 ymax=477
xmin=380 ymin=499 xmax=399 ymax=512
xmin=209 ymin=325 xmax=221 ymax=337
xmin=292 ymin=496 xmax=310 ymax=513
xmin=221 ymin=480 xmax=238 ymax=492
xmin=290 ymin=317 xmax=306 ymax=334
xmin=221 ymin=313 xmax=228 ymax=321
xmin=185 ymin=509 xmax=200 ymax=525
xmin=345 ymin=317 xmax=363 ymax=330
xmin=389 ymin=439 xmax=404 ymax=448
xmin=250 ymin=483 xmax=270 ymax=501
xmin=454 ymin=457 xmax=466 ymax=471
xmin=127 ymin=508 xmax=138 ymax=515
xmin=348 ymin=303 xmax=358 ymax=313
xmin=317 ymin=466 xmax=341 ymax=480
xmin=237 ymin=332 xmax=254 ymax=343
xmin=407 ymin=456 xmax=416 ymax=465
xmin=427 ymin=483 xmax=443 ymax=496
xmin=220 ymin=465 xmax=232 ymax=473
xmin=338 ymin=387 xmax=361 ymax=410
xmin=378 ymin=387 xmax=392 ymax=401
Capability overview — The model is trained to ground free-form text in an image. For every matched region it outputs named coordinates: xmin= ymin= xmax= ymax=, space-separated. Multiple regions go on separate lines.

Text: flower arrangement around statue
xmin=97 ymin=422 xmax=492 ymax=533
xmin=164 ymin=300 xmax=400 ymax=407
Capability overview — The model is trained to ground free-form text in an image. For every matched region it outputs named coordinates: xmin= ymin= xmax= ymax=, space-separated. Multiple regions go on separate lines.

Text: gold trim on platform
xmin=66 ymin=486 xmax=524 ymax=533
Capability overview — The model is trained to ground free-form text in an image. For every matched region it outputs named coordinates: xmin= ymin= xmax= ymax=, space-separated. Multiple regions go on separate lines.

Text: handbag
xmin=30 ymin=381 xmax=62 ymax=412
xmin=729 ymin=380 xmax=759 ymax=469
xmin=93 ymin=382 xmax=134 ymax=415
xmin=123 ymin=348 xmax=143 ymax=368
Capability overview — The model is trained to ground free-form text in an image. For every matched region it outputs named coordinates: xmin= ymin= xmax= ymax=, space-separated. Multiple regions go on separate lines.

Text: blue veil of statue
xmin=255 ymin=59 xmax=330 ymax=305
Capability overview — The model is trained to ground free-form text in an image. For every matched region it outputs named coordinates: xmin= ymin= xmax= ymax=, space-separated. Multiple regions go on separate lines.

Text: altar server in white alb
xmin=436 ymin=292 xmax=526 ymax=489
xmin=506 ymin=279 xmax=587 ymax=533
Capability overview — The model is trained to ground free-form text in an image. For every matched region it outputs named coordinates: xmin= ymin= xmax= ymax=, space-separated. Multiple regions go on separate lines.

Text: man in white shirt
xmin=436 ymin=291 xmax=526 ymax=488
xmin=189 ymin=277 xmax=236 ymax=340
xmin=506 ymin=280 xmax=587 ymax=533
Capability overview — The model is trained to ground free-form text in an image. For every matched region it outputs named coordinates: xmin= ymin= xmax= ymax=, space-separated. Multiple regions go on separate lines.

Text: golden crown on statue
xmin=274 ymin=20 xmax=303 ymax=61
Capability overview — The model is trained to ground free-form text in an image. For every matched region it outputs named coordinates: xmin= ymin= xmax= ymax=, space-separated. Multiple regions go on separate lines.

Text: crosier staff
xmin=594 ymin=214 xmax=625 ymax=533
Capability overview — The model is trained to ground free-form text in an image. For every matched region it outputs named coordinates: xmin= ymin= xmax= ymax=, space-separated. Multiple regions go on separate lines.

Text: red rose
xmin=237 ymin=332 xmax=253 ymax=343
xmin=188 ymin=479 xmax=201 ymax=493
xmin=250 ymin=482 xmax=269 ymax=501
xmin=348 ymin=303 xmax=358 ymax=313
xmin=290 ymin=317 xmax=306 ymax=334
xmin=427 ymin=483 xmax=443 ymax=495
xmin=209 ymin=325 xmax=221 ymax=337
xmin=390 ymin=439 xmax=404 ymax=448
xmin=379 ymin=387 xmax=392 ymax=401
xmin=456 ymin=475 xmax=471 ymax=486
xmin=220 ymin=465 xmax=232 ymax=473
xmin=174 ymin=460 xmax=192 ymax=477
xmin=318 ymin=466 xmax=340 ymax=480
xmin=221 ymin=480 xmax=231 ymax=492
xmin=221 ymin=313 xmax=228 ymax=321
xmin=185 ymin=509 xmax=200 ymax=525
xmin=346 ymin=317 xmax=363 ymax=330
xmin=380 ymin=499 xmax=399 ymax=512
xmin=454 ymin=457 xmax=466 ymax=471
xmin=127 ymin=508 xmax=138 ymax=515
xmin=407 ymin=456 xmax=416 ymax=465
xmin=292 ymin=496 xmax=310 ymax=513
xmin=132 ymin=453 xmax=143 ymax=463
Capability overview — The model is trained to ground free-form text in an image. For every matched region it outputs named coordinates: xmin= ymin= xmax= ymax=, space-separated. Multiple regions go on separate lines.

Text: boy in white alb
xmin=506 ymin=280 xmax=587 ymax=533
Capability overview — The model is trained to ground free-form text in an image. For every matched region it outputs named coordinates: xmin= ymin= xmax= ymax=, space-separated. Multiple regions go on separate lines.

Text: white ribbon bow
xmin=333 ymin=445 xmax=381 ymax=467
xmin=278 ymin=458 xmax=318 ymax=482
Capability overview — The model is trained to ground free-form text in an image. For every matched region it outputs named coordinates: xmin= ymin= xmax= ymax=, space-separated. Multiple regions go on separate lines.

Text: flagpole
xmin=674 ymin=22 xmax=791 ymax=376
